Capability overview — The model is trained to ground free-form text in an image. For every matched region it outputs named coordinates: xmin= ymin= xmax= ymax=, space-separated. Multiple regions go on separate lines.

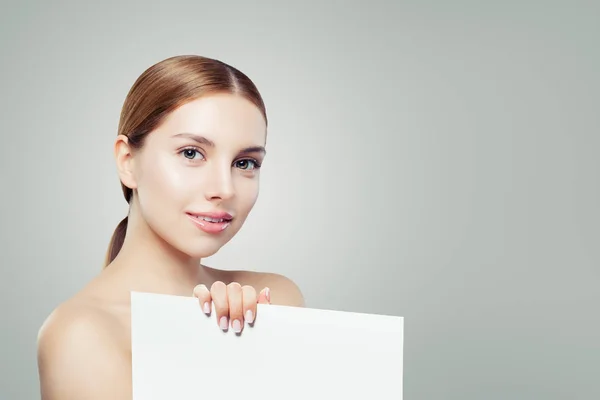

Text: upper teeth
xmin=200 ymin=217 xmax=226 ymax=223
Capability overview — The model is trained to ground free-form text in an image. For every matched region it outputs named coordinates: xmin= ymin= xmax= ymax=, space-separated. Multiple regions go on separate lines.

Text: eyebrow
xmin=172 ymin=133 xmax=266 ymax=155
xmin=172 ymin=133 xmax=215 ymax=147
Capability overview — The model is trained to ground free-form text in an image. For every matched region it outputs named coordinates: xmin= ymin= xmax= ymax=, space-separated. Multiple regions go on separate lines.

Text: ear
xmin=114 ymin=135 xmax=138 ymax=190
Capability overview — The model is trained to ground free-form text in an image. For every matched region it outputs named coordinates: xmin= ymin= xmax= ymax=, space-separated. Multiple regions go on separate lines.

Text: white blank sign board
xmin=131 ymin=291 xmax=404 ymax=399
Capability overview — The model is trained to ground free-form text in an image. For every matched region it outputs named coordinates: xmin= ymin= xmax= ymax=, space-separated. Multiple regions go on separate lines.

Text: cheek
xmin=136 ymin=155 xmax=193 ymax=211
xmin=234 ymin=175 xmax=260 ymax=213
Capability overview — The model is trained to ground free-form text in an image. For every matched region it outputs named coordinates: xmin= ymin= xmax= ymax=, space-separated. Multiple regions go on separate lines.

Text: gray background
xmin=1 ymin=0 xmax=598 ymax=398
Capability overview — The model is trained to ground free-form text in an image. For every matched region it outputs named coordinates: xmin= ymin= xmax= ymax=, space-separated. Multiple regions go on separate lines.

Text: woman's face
xmin=125 ymin=93 xmax=267 ymax=259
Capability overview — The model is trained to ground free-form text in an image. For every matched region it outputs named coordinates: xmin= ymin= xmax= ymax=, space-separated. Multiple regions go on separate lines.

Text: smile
xmin=186 ymin=212 xmax=233 ymax=234
xmin=198 ymin=216 xmax=228 ymax=223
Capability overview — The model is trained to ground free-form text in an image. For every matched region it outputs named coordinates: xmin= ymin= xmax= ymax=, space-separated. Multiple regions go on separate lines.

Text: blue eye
xmin=235 ymin=159 xmax=260 ymax=170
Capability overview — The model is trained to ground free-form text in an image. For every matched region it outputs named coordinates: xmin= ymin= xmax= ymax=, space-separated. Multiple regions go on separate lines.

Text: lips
xmin=195 ymin=215 xmax=229 ymax=223
xmin=186 ymin=211 xmax=233 ymax=221
xmin=186 ymin=211 xmax=233 ymax=234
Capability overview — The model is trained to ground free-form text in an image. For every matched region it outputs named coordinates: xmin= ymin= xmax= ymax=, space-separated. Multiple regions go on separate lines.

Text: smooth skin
xmin=36 ymin=94 xmax=305 ymax=400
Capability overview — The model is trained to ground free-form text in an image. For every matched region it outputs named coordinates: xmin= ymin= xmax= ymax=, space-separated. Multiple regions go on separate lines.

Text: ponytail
xmin=103 ymin=215 xmax=129 ymax=268
xmin=104 ymin=182 xmax=132 ymax=268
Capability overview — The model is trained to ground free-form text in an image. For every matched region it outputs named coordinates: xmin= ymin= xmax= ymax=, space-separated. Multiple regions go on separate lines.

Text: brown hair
xmin=103 ymin=55 xmax=268 ymax=268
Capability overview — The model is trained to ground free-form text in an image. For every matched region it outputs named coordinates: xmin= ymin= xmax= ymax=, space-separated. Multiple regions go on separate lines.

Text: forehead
xmin=152 ymin=93 xmax=267 ymax=146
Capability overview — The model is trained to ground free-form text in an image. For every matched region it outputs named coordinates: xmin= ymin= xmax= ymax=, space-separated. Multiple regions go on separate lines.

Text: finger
xmin=192 ymin=284 xmax=212 ymax=315
xmin=227 ymin=282 xmax=244 ymax=334
xmin=241 ymin=285 xmax=257 ymax=325
xmin=210 ymin=281 xmax=229 ymax=331
xmin=257 ymin=287 xmax=271 ymax=304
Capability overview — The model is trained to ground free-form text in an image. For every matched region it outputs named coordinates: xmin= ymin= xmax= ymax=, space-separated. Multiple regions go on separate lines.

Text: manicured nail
xmin=245 ymin=310 xmax=254 ymax=324
xmin=203 ymin=302 xmax=211 ymax=314
xmin=232 ymin=319 xmax=242 ymax=333
xmin=219 ymin=316 xmax=228 ymax=330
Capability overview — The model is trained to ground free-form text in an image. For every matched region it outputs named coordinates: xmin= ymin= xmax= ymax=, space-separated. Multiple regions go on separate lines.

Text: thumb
xmin=257 ymin=287 xmax=271 ymax=304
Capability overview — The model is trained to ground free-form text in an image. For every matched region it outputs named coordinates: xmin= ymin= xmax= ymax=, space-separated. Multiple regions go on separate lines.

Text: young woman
xmin=37 ymin=55 xmax=305 ymax=399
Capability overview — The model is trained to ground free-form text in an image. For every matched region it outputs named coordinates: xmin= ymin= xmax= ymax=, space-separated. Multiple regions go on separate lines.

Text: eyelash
xmin=179 ymin=147 xmax=262 ymax=171
xmin=180 ymin=147 xmax=204 ymax=161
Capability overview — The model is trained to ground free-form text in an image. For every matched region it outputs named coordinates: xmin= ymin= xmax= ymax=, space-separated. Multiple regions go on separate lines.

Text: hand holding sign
xmin=192 ymin=282 xmax=271 ymax=333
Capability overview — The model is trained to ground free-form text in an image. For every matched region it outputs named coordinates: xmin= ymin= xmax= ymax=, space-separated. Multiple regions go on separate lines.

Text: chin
xmin=185 ymin=245 xmax=222 ymax=259
xmin=177 ymin=235 xmax=236 ymax=259
xmin=151 ymin=219 xmax=242 ymax=260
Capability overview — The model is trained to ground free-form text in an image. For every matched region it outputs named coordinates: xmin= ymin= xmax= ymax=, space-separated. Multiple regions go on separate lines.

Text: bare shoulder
xmin=233 ymin=269 xmax=305 ymax=307
xmin=37 ymin=299 xmax=131 ymax=400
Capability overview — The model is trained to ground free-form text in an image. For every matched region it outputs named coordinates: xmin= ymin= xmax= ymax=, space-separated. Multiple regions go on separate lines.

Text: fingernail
xmin=245 ymin=310 xmax=254 ymax=324
xmin=203 ymin=302 xmax=211 ymax=314
xmin=232 ymin=319 xmax=242 ymax=333
xmin=265 ymin=287 xmax=271 ymax=303
xmin=219 ymin=316 xmax=228 ymax=330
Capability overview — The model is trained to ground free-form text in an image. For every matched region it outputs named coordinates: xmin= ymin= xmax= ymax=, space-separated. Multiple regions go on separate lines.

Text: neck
xmin=105 ymin=208 xmax=208 ymax=297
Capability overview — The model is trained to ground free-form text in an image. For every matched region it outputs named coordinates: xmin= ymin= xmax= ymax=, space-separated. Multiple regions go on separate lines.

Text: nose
xmin=203 ymin=162 xmax=235 ymax=201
